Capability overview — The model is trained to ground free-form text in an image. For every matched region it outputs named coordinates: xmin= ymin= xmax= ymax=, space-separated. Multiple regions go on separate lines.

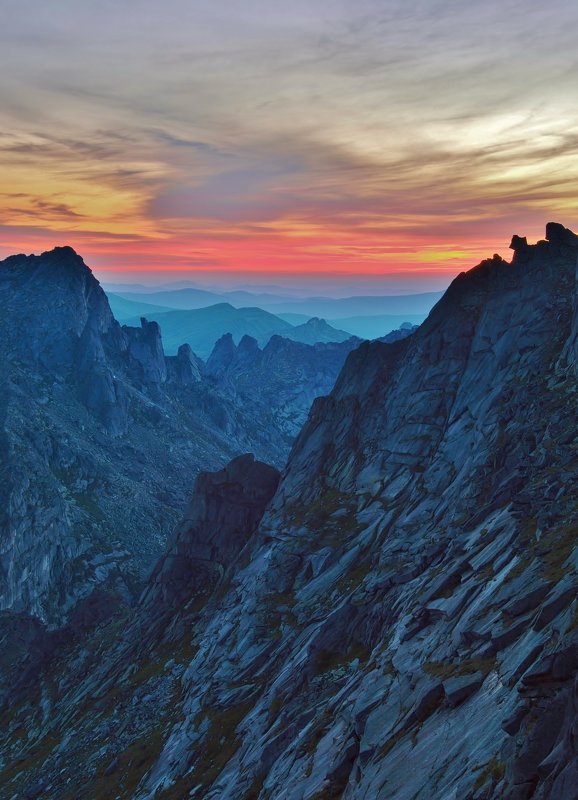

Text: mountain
xmin=114 ymin=286 xmax=226 ymax=307
xmin=112 ymin=287 xmax=443 ymax=321
xmin=122 ymin=303 xmax=294 ymax=357
xmin=260 ymin=290 xmax=443 ymax=318
xmin=205 ymin=333 xmax=363 ymax=440
xmin=120 ymin=305 xmax=354 ymax=357
xmin=378 ymin=321 xmax=419 ymax=342
xmin=106 ymin=293 xmax=174 ymax=321
xmin=327 ymin=312 xmax=426 ymax=339
xmin=102 ymin=280 xmax=207 ymax=293
xmin=276 ymin=312 xmax=424 ymax=341
xmin=0 ymin=248 xmax=340 ymax=627
xmin=4 ymin=224 xmax=578 ymax=799
xmin=113 ymin=287 xmax=319 ymax=310
xmin=281 ymin=317 xmax=354 ymax=345
xmin=276 ymin=312 xmax=313 ymax=325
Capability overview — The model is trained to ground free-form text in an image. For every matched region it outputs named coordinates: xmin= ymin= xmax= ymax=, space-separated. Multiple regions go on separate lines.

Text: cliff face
xmin=129 ymin=223 xmax=577 ymax=800
xmin=0 ymin=249 xmax=289 ymax=626
xmin=3 ymin=225 xmax=578 ymax=800
xmin=0 ymin=248 xmax=367 ymax=628
xmin=206 ymin=333 xmax=362 ymax=442
xmin=142 ymin=454 xmax=280 ymax=612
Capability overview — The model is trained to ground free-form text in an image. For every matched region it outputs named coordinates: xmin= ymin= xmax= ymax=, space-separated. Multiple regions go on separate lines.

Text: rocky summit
xmin=205 ymin=333 xmax=362 ymax=443
xmin=2 ymin=224 xmax=578 ymax=799
xmin=0 ymin=247 xmax=355 ymax=630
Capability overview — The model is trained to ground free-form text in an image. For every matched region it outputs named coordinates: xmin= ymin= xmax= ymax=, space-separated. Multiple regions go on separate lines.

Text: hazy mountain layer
xmin=119 ymin=304 xmax=354 ymax=357
xmin=327 ymin=312 xmax=426 ymax=339
xmin=106 ymin=293 xmax=173 ymax=320
xmin=121 ymin=303 xmax=294 ymax=357
xmin=113 ymin=286 xmax=442 ymax=322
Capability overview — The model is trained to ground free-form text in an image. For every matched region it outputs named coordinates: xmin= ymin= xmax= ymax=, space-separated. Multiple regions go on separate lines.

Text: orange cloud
xmin=2 ymin=1 xmax=578 ymax=285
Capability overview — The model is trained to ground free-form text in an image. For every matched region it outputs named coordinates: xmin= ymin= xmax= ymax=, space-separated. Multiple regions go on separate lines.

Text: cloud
xmin=1 ymin=0 xmax=578 ymax=276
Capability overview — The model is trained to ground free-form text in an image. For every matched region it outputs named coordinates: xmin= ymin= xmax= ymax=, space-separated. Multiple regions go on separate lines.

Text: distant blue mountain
xmin=107 ymin=292 xmax=173 ymax=320
xmin=111 ymin=286 xmax=443 ymax=321
xmin=120 ymin=303 xmax=354 ymax=357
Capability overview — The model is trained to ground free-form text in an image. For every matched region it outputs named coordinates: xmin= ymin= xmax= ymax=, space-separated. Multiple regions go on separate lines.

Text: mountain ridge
xmin=3 ymin=225 xmax=578 ymax=798
xmin=118 ymin=303 xmax=355 ymax=357
xmin=0 ymin=246 xmax=360 ymax=626
xmin=111 ymin=286 xmax=442 ymax=320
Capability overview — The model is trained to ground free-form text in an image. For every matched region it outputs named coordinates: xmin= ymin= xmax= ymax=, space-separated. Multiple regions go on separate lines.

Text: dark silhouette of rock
xmin=166 ymin=343 xmax=203 ymax=385
xmin=546 ymin=221 xmax=578 ymax=247
xmin=142 ymin=454 xmax=280 ymax=610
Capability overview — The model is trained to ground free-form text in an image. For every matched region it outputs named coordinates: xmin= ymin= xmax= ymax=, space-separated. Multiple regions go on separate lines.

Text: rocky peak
xmin=141 ymin=454 xmax=280 ymax=611
xmin=0 ymin=245 xmax=115 ymax=368
xmin=166 ymin=343 xmax=203 ymax=385
xmin=510 ymin=222 xmax=578 ymax=264
xmin=509 ymin=234 xmax=528 ymax=256
xmin=546 ymin=221 xmax=578 ymax=247
xmin=122 ymin=317 xmax=167 ymax=388
xmin=237 ymin=333 xmax=260 ymax=354
xmin=205 ymin=332 xmax=237 ymax=376
xmin=302 ymin=316 xmax=327 ymax=329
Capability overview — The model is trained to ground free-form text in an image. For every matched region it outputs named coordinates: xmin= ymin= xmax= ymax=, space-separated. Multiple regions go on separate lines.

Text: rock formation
xmin=142 ymin=454 xmax=280 ymax=611
xmin=0 ymin=248 xmax=335 ymax=628
xmin=4 ymin=225 xmax=578 ymax=798
xmin=205 ymin=333 xmax=363 ymax=442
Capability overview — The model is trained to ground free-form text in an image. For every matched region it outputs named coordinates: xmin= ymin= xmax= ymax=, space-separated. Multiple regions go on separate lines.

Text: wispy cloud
xmin=1 ymin=0 xmax=578 ymax=279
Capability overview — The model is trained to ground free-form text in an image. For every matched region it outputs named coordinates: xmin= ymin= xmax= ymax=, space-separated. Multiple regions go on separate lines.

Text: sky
xmin=1 ymin=0 xmax=578 ymax=289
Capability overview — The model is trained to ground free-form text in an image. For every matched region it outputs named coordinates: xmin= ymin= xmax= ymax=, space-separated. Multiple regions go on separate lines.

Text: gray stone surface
xmin=3 ymin=226 xmax=578 ymax=799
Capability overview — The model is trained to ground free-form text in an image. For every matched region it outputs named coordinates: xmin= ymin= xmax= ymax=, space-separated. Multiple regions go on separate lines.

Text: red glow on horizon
xmin=0 ymin=223 xmax=522 ymax=289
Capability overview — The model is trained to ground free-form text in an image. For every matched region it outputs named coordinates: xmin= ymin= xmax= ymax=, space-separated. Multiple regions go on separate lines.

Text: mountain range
xmin=110 ymin=301 xmax=355 ymax=358
xmin=107 ymin=287 xmax=438 ymax=342
xmin=3 ymin=224 xmax=578 ymax=799
xmin=109 ymin=286 xmax=441 ymax=317
xmin=0 ymin=247 xmax=363 ymax=626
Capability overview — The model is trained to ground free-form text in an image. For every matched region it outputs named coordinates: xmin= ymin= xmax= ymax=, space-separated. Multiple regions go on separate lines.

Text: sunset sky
xmin=1 ymin=0 xmax=578 ymax=287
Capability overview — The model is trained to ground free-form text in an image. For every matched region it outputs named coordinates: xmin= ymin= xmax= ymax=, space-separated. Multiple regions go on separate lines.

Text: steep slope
xmin=205 ymin=334 xmax=363 ymax=442
xmin=0 ymin=249 xmax=292 ymax=626
xmin=142 ymin=222 xmax=578 ymax=800
xmin=4 ymin=224 xmax=578 ymax=800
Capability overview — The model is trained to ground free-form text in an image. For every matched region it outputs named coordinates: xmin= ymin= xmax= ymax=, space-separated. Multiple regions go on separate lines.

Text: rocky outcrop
xmin=0 ymin=248 xmax=299 ymax=626
xmin=206 ymin=333 xmax=362 ymax=442
xmin=142 ymin=454 xmax=280 ymax=610
xmin=122 ymin=318 xmax=167 ymax=389
xmin=205 ymin=331 xmax=242 ymax=376
xmin=166 ymin=343 xmax=203 ymax=386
